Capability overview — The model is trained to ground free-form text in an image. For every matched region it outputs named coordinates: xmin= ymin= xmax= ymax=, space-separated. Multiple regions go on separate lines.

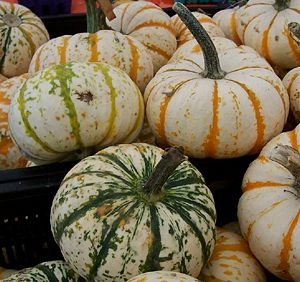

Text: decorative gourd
xmin=171 ymin=12 xmax=225 ymax=48
xmin=213 ymin=7 xmax=242 ymax=45
xmin=200 ymin=227 xmax=266 ymax=282
xmin=9 ymin=62 xmax=144 ymax=164
xmin=106 ymin=1 xmax=177 ymax=73
xmin=128 ymin=271 xmax=201 ymax=282
xmin=236 ymin=0 xmax=300 ymax=69
xmin=238 ymin=125 xmax=300 ymax=280
xmin=1 ymin=261 xmax=83 ymax=281
xmin=145 ymin=3 xmax=289 ymax=159
xmin=0 ymin=74 xmax=28 ymax=169
xmin=0 ymin=1 xmax=49 ymax=78
xmin=50 ymin=143 xmax=216 ymax=281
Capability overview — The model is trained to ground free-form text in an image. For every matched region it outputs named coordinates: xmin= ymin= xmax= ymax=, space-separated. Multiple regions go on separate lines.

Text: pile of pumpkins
xmin=1 ymin=0 xmax=300 ymax=281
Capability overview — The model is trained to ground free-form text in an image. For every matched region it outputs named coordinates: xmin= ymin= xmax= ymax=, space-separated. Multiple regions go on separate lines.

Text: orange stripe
xmin=143 ymin=43 xmax=171 ymax=60
xmin=277 ymin=209 xmax=300 ymax=280
xmin=130 ymin=21 xmax=176 ymax=36
xmin=120 ymin=3 xmax=130 ymax=30
xmin=202 ymin=81 xmax=220 ymax=157
xmin=241 ymin=12 xmax=266 ymax=43
xmin=127 ymin=36 xmax=139 ymax=84
xmin=243 ymin=181 xmax=288 ymax=192
xmin=285 ymin=27 xmax=300 ymax=64
xmin=34 ymin=44 xmax=46 ymax=72
xmin=231 ymin=12 xmax=242 ymax=45
xmin=289 ymin=8 xmax=300 ymax=14
xmin=286 ymin=73 xmax=300 ymax=94
xmin=58 ymin=37 xmax=69 ymax=65
xmin=89 ymin=33 xmax=99 ymax=62
xmin=257 ymin=155 xmax=268 ymax=162
xmin=191 ymin=44 xmax=201 ymax=53
xmin=287 ymin=130 xmax=298 ymax=149
xmin=156 ymin=95 xmax=171 ymax=143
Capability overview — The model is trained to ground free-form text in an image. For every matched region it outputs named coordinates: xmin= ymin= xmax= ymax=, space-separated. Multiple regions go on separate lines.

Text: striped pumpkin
xmin=236 ymin=0 xmax=300 ymax=69
xmin=145 ymin=4 xmax=289 ymax=158
xmin=212 ymin=7 xmax=242 ymax=45
xmin=238 ymin=125 xmax=300 ymax=281
xmin=200 ymin=227 xmax=266 ymax=282
xmin=128 ymin=271 xmax=201 ymax=282
xmin=8 ymin=62 xmax=144 ymax=164
xmin=106 ymin=1 xmax=177 ymax=73
xmin=283 ymin=67 xmax=300 ymax=123
xmin=0 ymin=1 xmax=49 ymax=78
xmin=1 ymin=261 xmax=84 ymax=281
xmin=50 ymin=143 xmax=216 ymax=281
xmin=0 ymin=74 xmax=28 ymax=169
xmin=171 ymin=12 xmax=225 ymax=48
xmin=28 ymin=30 xmax=153 ymax=92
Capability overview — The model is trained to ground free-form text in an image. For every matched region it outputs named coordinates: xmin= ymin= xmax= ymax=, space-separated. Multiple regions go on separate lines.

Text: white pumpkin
xmin=128 ymin=271 xmax=202 ymax=282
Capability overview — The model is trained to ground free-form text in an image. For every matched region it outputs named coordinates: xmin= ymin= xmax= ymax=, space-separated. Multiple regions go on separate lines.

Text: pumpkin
xmin=8 ymin=62 xmax=144 ymax=164
xmin=200 ymin=227 xmax=266 ymax=282
xmin=50 ymin=143 xmax=216 ymax=281
xmin=236 ymin=0 xmax=300 ymax=69
xmin=238 ymin=126 xmax=300 ymax=280
xmin=0 ymin=268 xmax=18 ymax=280
xmin=212 ymin=7 xmax=242 ymax=45
xmin=145 ymin=3 xmax=289 ymax=159
xmin=171 ymin=12 xmax=225 ymax=48
xmin=1 ymin=261 xmax=83 ymax=281
xmin=283 ymin=66 xmax=300 ymax=123
xmin=0 ymin=73 xmax=28 ymax=169
xmin=106 ymin=1 xmax=177 ymax=73
xmin=128 ymin=271 xmax=201 ymax=282
xmin=0 ymin=1 xmax=49 ymax=78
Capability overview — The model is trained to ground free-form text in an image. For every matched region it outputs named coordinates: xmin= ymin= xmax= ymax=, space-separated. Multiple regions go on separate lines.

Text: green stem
xmin=85 ymin=0 xmax=99 ymax=33
xmin=273 ymin=0 xmax=290 ymax=11
xmin=143 ymin=147 xmax=187 ymax=200
xmin=172 ymin=2 xmax=226 ymax=79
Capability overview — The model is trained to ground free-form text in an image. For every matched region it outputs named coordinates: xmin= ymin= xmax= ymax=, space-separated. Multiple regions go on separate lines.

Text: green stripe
xmin=35 ymin=265 xmax=59 ymax=282
xmin=17 ymin=82 xmax=59 ymax=153
xmin=0 ymin=27 xmax=11 ymax=72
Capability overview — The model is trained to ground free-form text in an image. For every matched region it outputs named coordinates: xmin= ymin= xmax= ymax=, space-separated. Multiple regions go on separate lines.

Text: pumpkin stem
xmin=172 ymin=3 xmax=226 ymax=79
xmin=273 ymin=0 xmax=290 ymax=11
xmin=142 ymin=147 xmax=187 ymax=200
xmin=269 ymin=144 xmax=300 ymax=194
xmin=288 ymin=22 xmax=300 ymax=46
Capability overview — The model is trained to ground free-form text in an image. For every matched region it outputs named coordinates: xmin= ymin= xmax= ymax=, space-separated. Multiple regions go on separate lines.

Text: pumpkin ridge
xmin=18 ymin=26 xmax=36 ymax=57
xmin=142 ymin=42 xmax=171 ymax=60
xmin=289 ymin=7 xmax=300 ymax=14
xmin=127 ymin=36 xmax=139 ymax=85
xmin=0 ymin=4 xmax=6 ymax=13
xmin=230 ymin=12 xmax=242 ymax=45
xmin=89 ymin=33 xmax=99 ymax=62
xmin=243 ymin=180 xmax=289 ymax=191
xmin=22 ymin=21 xmax=49 ymax=40
xmin=35 ymin=265 xmax=60 ymax=282
xmin=34 ymin=43 xmax=46 ymax=72
xmin=130 ymin=21 xmax=176 ymax=36
xmin=156 ymin=95 xmax=170 ymax=144
xmin=240 ymin=12 xmax=266 ymax=43
xmin=0 ymin=27 xmax=12 ymax=72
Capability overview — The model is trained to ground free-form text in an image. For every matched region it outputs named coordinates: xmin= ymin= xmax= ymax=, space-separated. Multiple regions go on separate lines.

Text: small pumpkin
xmin=0 ymin=1 xmax=49 ymax=77
xmin=106 ymin=1 xmax=177 ymax=72
xmin=50 ymin=143 xmax=216 ymax=281
xmin=128 ymin=271 xmax=201 ymax=282
xmin=9 ymin=62 xmax=144 ymax=164
xmin=0 ymin=74 xmax=28 ymax=169
xmin=236 ymin=0 xmax=300 ymax=69
xmin=238 ymin=125 xmax=300 ymax=280
xmin=200 ymin=227 xmax=266 ymax=282
xmin=171 ymin=12 xmax=225 ymax=48
xmin=1 ymin=261 xmax=83 ymax=281
xmin=145 ymin=3 xmax=289 ymax=158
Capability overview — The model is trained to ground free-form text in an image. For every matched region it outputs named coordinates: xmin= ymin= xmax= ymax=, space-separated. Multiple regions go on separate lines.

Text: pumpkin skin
xmin=200 ymin=227 xmax=266 ymax=282
xmin=106 ymin=1 xmax=177 ymax=73
xmin=50 ymin=143 xmax=216 ymax=281
xmin=238 ymin=124 xmax=300 ymax=280
xmin=1 ymin=261 xmax=83 ymax=281
xmin=145 ymin=44 xmax=289 ymax=158
xmin=212 ymin=7 xmax=242 ymax=45
xmin=0 ymin=268 xmax=18 ymax=280
xmin=8 ymin=62 xmax=144 ymax=164
xmin=0 ymin=1 xmax=49 ymax=78
xmin=128 ymin=271 xmax=201 ymax=282
xmin=236 ymin=0 xmax=300 ymax=69
xmin=171 ymin=12 xmax=225 ymax=48
xmin=0 ymin=74 xmax=28 ymax=169
xmin=283 ymin=67 xmax=300 ymax=123
xmin=28 ymin=31 xmax=153 ymax=92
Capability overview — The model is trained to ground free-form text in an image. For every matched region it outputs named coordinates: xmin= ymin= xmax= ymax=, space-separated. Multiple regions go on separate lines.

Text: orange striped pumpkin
xmin=171 ymin=12 xmax=225 ymax=48
xmin=0 ymin=73 xmax=28 ymax=169
xmin=200 ymin=227 xmax=266 ymax=282
xmin=106 ymin=1 xmax=177 ymax=73
xmin=145 ymin=3 xmax=289 ymax=158
xmin=238 ymin=125 xmax=300 ymax=281
xmin=213 ymin=7 xmax=242 ymax=45
xmin=28 ymin=30 xmax=153 ymax=92
xmin=236 ymin=0 xmax=300 ymax=69
xmin=0 ymin=1 xmax=49 ymax=78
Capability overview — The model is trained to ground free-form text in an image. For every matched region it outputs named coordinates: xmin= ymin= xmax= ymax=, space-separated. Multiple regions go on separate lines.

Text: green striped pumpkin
xmin=50 ymin=143 xmax=216 ymax=282
xmin=8 ymin=62 xmax=144 ymax=164
xmin=0 ymin=1 xmax=49 ymax=78
xmin=1 ymin=261 xmax=84 ymax=281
